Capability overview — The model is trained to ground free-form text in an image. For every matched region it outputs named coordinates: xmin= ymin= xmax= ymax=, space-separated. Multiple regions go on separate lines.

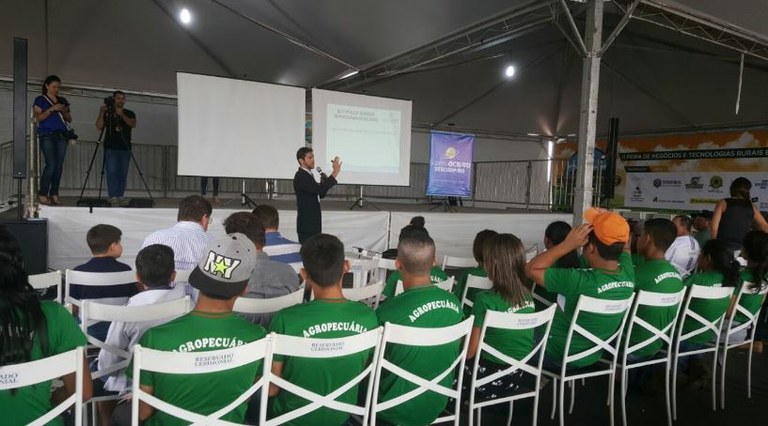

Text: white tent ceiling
xmin=2 ymin=0 xmax=767 ymax=139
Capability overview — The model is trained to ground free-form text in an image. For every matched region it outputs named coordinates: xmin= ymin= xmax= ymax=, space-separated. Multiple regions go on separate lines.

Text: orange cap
xmin=584 ymin=208 xmax=629 ymax=245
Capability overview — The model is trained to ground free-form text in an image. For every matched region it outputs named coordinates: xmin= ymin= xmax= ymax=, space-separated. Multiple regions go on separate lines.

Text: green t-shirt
xmin=137 ymin=312 xmax=267 ymax=426
xmin=694 ymin=229 xmax=711 ymax=247
xmin=534 ymin=257 xmax=585 ymax=309
xmin=681 ymin=271 xmax=731 ymax=344
xmin=269 ymin=299 xmax=378 ymax=426
xmin=375 ymin=285 xmax=464 ymax=426
xmin=734 ymin=270 xmax=768 ymax=324
xmin=453 ymin=266 xmax=486 ymax=315
xmin=628 ymin=259 xmax=684 ymax=357
xmin=472 ymin=291 xmax=535 ymax=364
xmin=382 ymin=266 xmax=448 ymax=298
xmin=544 ymin=253 xmax=635 ymax=368
xmin=0 ymin=302 xmax=86 ymax=426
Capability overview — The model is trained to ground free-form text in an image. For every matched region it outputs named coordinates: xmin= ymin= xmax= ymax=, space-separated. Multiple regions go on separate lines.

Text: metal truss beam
xmin=320 ymin=0 xmax=555 ymax=91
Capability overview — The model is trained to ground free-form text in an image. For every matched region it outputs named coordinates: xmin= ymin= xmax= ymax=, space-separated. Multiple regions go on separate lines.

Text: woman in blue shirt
xmin=32 ymin=75 xmax=73 ymax=206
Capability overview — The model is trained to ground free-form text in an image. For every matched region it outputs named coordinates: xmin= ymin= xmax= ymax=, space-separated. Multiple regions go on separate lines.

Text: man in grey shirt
xmin=223 ymin=211 xmax=301 ymax=325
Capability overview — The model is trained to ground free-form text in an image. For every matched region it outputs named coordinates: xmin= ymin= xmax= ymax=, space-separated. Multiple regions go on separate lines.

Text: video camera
xmin=103 ymin=96 xmax=115 ymax=110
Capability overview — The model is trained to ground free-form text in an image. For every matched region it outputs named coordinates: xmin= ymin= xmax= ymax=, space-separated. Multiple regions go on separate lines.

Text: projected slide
xmin=177 ymin=73 xmax=305 ymax=179
xmin=312 ymin=89 xmax=412 ymax=186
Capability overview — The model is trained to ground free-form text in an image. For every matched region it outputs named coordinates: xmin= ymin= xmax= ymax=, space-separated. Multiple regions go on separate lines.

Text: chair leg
xmin=720 ymin=346 xmax=729 ymax=410
xmin=665 ymin=360 xmax=673 ymax=426
xmin=569 ymin=380 xmax=576 ymax=414
xmin=711 ymin=347 xmax=719 ymax=412
xmin=507 ymin=401 xmax=513 ymax=426
xmin=559 ymin=378 xmax=566 ymax=426
xmin=478 ymin=407 xmax=482 ymax=426
xmin=533 ymin=390 xmax=541 ymax=426
xmin=609 ymin=373 xmax=616 ymax=426
xmin=621 ymin=369 xmax=628 ymax=426
xmin=672 ymin=354 xmax=679 ymax=421
xmin=748 ymin=342 xmax=754 ymax=399
xmin=551 ymin=378 xmax=558 ymax=420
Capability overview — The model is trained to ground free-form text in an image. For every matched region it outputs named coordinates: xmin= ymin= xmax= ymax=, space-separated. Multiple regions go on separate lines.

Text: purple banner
xmin=426 ymin=131 xmax=474 ymax=197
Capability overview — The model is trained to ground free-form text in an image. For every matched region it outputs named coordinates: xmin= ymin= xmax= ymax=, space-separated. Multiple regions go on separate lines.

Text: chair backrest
xmin=342 ymin=281 xmax=385 ymax=308
xmin=64 ymin=269 xmax=137 ymax=307
xmin=622 ymin=289 xmax=686 ymax=359
xmin=233 ymin=288 xmax=305 ymax=315
xmin=371 ymin=317 xmax=473 ymax=425
xmin=81 ymin=297 xmax=192 ymax=380
xmin=29 ymin=270 xmax=63 ymax=303
xmin=132 ymin=336 xmax=271 ymax=425
xmin=561 ymin=294 xmax=636 ymax=369
xmin=0 ymin=347 xmax=84 ymax=426
xmin=722 ymin=281 xmax=768 ymax=345
xmin=524 ymin=244 xmax=539 ymax=262
xmin=530 ymin=282 xmax=554 ymax=307
xmin=441 ymin=255 xmax=477 ymax=271
xmin=394 ymin=276 xmax=456 ymax=297
xmin=471 ymin=305 xmax=557 ymax=397
xmin=676 ymin=285 xmax=735 ymax=346
xmin=461 ymin=274 xmax=493 ymax=310
xmin=375 ymin=257 xmax=397 ymax=283
xmin=263 ymin=328 xmax=384 ymax=426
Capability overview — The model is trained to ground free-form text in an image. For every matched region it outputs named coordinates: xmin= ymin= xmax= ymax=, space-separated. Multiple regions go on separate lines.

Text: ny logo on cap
xmin=204 ymin=251 xmax=242 ymax=279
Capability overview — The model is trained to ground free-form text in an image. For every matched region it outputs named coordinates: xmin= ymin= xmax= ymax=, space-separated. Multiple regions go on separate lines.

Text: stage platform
xmin=36 ymin=196 xmax=570 ymax=270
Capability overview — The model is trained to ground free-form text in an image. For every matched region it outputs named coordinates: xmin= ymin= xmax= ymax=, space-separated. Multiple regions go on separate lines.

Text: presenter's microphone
xmin=316 ymin=167 xmax=327 ymax=179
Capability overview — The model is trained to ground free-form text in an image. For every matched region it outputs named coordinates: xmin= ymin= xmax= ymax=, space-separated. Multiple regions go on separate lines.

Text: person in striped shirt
xmin=252 ymin=204 xmax=302 ymax=267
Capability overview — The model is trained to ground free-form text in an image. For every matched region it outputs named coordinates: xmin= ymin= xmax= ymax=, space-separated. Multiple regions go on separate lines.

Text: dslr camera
xmin=103 ymin=96 xmax=115 ymax=110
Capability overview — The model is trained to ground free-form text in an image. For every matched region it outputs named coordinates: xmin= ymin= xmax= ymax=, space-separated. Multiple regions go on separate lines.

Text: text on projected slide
xmin=326 ymin=104 xmax=401 ymax=174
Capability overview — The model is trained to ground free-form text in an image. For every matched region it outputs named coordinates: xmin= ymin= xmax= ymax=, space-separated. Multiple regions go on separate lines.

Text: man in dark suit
xmin=293 ymin=147 xmax=341 ymax=243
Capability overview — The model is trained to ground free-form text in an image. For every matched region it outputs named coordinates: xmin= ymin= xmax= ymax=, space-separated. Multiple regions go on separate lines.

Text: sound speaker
xmin=13 ymin=38 xmax=28 ymax=178
xmin=1 ymin=219 xmax=48 ymax=275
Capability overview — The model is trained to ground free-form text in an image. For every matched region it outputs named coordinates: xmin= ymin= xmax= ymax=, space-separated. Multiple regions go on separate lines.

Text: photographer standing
xmin=96 ymin=91 xmax=136 ymax=206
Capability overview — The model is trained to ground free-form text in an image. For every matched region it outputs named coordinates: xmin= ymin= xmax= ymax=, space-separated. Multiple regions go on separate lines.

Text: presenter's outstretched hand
xmin=332 ymin=156 xmax=342 ymax=177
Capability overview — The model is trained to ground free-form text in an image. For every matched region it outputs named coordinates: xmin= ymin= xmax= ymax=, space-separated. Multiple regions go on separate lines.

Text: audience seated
xmin=630 ymin=218 xmax=684 ymax=359
xmin=252 ymin=204 xmax=302 ymax=265
xmin=729 ymin=231 xmax=768 ymax=350
xmin=133 ymin=233 xmax=266 ymax=425
xmin=693 ymin=211 xmax=713 ymax=247
xmin=452 ymin=229 xmax=497 ymax=313
xmin=0 ymin=225 xmax=93 ymax=423
xmin=533 ymin=221 xmax=583 ymax=307
xmin=375 ymin=230 xmax=464 ymax=425
xmin=666 ymin=215 xmax=701 ymax=278
xmin=268 ymin=234 xmax=378 ymax=425
xmin=72 ymin=224 xmax=138 ymax=340
xmin=141 ymin=195 xmax=213 ymax=297
xmin=223 ymin=212 xmax=300 ymax=326
xmin=382 ymin=226 xmax=448 ymax=299
xmin=464 ymin=233 xmax=536 ymax=399
xmin=526 ymin=208 xmax=635 ymax=368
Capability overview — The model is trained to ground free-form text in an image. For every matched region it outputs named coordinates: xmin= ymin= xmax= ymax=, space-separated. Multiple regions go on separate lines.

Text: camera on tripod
xmin=103 ymin=96 xmax=115 ymax=112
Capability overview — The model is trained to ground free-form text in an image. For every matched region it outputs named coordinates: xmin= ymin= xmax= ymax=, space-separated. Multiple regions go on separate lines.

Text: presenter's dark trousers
xmin=298 ymin=231 xmax=319 ymax=244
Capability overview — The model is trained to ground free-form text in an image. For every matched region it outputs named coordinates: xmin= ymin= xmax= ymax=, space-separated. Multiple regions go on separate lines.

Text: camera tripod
xmin=77 ymin=107 xmax=154 ymax=207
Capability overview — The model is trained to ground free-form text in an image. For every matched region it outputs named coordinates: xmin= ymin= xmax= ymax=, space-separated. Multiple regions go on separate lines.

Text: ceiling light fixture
xmin=505 ymin=65 xmax=516 ymax=78
xmin=340 ymin=70 xmax=359 ymax=79
xmin=180 ymin=8 xmax=192 ymax=25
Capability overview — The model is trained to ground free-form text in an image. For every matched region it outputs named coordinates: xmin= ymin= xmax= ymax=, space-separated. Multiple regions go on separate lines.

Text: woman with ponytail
xmin=0 ymin=226 xmax=91 ymax=424
xmin=732 ymin=231 xmax=768 ymax=352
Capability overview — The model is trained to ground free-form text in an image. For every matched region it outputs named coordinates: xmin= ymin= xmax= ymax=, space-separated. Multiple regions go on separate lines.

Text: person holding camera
xmin=96 ymin=91 xmax=136 ymax=206
xmin=32 ymin=75 xmax=73 ymax=206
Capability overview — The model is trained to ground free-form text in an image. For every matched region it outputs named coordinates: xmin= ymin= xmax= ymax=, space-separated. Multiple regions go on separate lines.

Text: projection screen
xmin=311 ymin=88 xmax=412 ymax=186
xmin=177 ymin=72 xmax=306 ymax=179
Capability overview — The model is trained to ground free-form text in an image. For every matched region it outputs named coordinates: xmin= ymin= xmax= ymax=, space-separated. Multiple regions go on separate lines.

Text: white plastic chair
xmin=371 ymin=317 xmax=474 ymax=426
xmin=441 ymin=255 xmax=477 ymax=271
xmin=461 ymin=275 xmax=494 ymax=311
xmin=468 ymin=304 xmax=557 ymax=426
xmin=394 ymin=276 xmax=456 ymax=297
xmin=29 ymin=270 xmax=63 ymax=303
xmin=263 ymin=328 xmax=384 ymax=426
xmin=342 ymin=281 xmax=385 ymax=308
xmin=0 ymin=347 xmax=85 ymax=426
xmin=131 ymin=336 xmax=271 ymax=425
xmin=64 ymin=269 xmax=137 ymax=308
xmin=375 ymin=257 xmax=398 ymax=283
xmin=234 ymin=287 xmax=305 ymax=315
xmin=80 ymin=297 xmax=192 ymax=422
xmin=530 ymin=283 xmax=554 ymax=308
xmin=719 ymin=281 xmax=768 ymax=408
xmin=671 ymin=285 xmax=734 ymax=420
xmin=617 ymin=289 xmax=686 ymax=426
xmin=542 ymin=294 xmax=635 ymax=426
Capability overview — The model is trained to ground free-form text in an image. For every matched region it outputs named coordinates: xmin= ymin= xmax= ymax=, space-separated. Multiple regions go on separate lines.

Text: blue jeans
xmin=105 ymin=149 xmax=131 ymax=198
xmin=38 ymin=132 xmax=68 ymax=196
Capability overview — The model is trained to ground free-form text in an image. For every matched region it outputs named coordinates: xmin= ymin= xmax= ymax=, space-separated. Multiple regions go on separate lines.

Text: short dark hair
xmin=177 ymin=195 xmax=212 ymax=222
xmin=673 ymin=215 xmax=692 ymax=232
xmin=587 ymin=232 xmax=624 ymax=261
xmin=300 ymin=234 xmax=345 ymax=287
xmin=223 ymin=212 xmax=266 ymax=248
xmin=252 ymin=205 xmax=279 ymax=229
xmin=113 ymin=90 xmax=126 ymax=98
xmin=296 ymin=147 xmax=313 ymax=162
xmin=136 ymin=245 xmax=175 ymax=287
xmin=397 ymin=231 xmax=436 ymax=276
xmin=472 ymin=229 xmax=498 ymax=263
xmin=86 ymin=224 xmax=122 ymax=255
xmin=643 ymin=218 xmax=677 ymax=252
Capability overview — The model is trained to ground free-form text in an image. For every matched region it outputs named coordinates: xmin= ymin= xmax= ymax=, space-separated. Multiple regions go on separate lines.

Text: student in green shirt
xmin=628 ymin=218 xmax=684 ymax=359
xmin=727 ymin=231 xmax=768 ymax=352
xmin=376 ymin=228 xmax=464 ymax=425
xmin=382 ymin=225 xmax=449 ymax=298
xmin=532 ymin=221 xmax=583 ymax=308
xmin=464 ymin=233 xmax=536 ymax=400
xmin=453 ymin=229 xmax=498 ymax=312
xmin=269 ymin=234 xmax=378 ymax=426
xmin=526 ymin=208 xmax=635 ymax=369
xmin=0 ymin=226 xmax=93 ymax=426
xmin=136 ymin=233 xmax=267 ymax=426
